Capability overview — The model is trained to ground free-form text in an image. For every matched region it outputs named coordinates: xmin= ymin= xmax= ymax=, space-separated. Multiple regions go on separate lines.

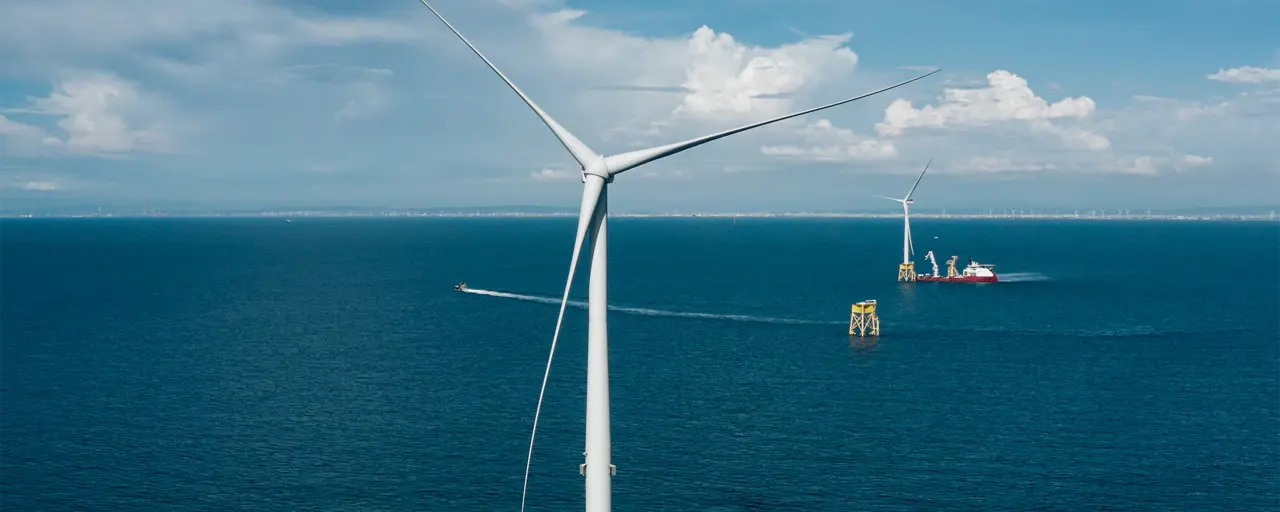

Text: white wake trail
xmin=999 ymin=272 xmax=1050 ymax=283
xmin=463 ymin=288 xmax=841 ymax=325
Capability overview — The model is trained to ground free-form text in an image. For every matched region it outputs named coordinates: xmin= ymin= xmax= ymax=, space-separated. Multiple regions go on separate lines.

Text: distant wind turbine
xmin=878 ymin=159 xmax=931 ymax=265
xmin=417 ymin=2 xmax=940 ymax=511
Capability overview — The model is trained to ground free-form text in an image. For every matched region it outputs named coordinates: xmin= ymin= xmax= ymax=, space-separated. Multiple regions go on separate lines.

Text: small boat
xmin=454 ymin=282 xmax=468 ymax=291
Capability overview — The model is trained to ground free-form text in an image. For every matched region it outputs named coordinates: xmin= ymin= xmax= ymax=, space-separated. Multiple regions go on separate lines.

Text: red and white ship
xmin=916 ymin=251 xmax=999 ymax=283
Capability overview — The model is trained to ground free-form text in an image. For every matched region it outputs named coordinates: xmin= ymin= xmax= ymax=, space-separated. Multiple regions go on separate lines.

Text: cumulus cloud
xmin=21 ymin=74 xmax=175 ymax=154
xmin=759 ymin=119 xmax=897 ymax=161
xmin=1119 ymin=156 xmax=1159 ymax=176
xmin=672 ymin=28 xmax=858 ymax=121
xmin=1207 ymin=66 xmax=1280 ymax=84
xmin=875 ymin=70 xmax=1100 ymax=140
xmin=752 ymin=68 xmax=1121 ymax=173
xmin=0 ymin=114 xmax=47 ymax=139
xmin=524 ymin=8 xmax=863 ymax=130
xmin=0 ymin=0 xmax=1275 ymax=208
xmin=519 ymin=9 xmax=1266 ymax=179
xmin=1029 ymin=120 xmax=1112 ymax=150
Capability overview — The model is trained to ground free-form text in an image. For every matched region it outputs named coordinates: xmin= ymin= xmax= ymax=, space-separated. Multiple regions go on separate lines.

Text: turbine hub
xmin=583 ymin=157 xmax=612 ymax=183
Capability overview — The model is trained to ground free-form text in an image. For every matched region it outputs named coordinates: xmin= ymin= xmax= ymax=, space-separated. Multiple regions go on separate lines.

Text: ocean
xmin=2 ymin=217 xmax=1277 ymax=511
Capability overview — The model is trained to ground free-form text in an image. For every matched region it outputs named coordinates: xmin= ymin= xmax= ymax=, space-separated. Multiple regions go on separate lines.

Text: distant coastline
xmin=3 ymin=211 xmax=1277 ymax=221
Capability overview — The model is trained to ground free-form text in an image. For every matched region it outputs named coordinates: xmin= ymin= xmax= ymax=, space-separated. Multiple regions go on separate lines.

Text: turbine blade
xmin=419 ymin=0 xmax=600 ymax=168
xmin=877 ymin=195 xmax=905 ymax=204
xmin=602 ymin=69 xmax=941 ymax=175
xmin=904 ymin=157 xmax=931 ymax=201
xmin=907 ymin=223 xmax=915 ymax=256
xmin=520 ymin=176 xmax=606 ymax=512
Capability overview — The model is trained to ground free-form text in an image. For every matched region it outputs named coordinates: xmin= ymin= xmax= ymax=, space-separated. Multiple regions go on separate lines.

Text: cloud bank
xmin=0 ymin=0 xmax=1275 ymax=210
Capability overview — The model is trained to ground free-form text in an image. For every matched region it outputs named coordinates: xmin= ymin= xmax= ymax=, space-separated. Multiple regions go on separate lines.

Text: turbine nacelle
xmin=875 ymin=158 xmax=931 ymax=265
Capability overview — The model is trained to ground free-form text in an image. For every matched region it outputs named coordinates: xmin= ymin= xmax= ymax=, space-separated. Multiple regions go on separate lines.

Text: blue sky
xmin=1 ymin=0 xmax=1277 ymax=212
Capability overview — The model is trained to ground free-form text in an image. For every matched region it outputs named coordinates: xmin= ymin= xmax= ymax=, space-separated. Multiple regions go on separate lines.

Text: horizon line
xmin=3 ymin=211 xmax=1276 ymax=221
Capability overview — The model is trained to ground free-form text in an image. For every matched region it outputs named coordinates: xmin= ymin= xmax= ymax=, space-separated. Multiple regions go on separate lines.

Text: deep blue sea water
xmin=2 ymin=218 xmax=1278 ymax=511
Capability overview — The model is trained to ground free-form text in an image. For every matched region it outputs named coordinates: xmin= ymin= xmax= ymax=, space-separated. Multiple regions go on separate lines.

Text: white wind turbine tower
xmin=878 ymin=159 xmax=931 ymax=282
xmin=417 ymin=2 xmax=940 ymax=511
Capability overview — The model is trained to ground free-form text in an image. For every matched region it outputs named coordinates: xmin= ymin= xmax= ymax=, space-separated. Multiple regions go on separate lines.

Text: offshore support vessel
xmin=916 ymin=250 xmax=999 ymax=283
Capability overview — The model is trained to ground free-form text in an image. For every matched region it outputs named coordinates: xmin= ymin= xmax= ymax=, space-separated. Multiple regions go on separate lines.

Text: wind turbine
xmin=417 ymin=2 xmax=939 ymax=511
xmin=877 ymin=159 xmax=931 ymax=281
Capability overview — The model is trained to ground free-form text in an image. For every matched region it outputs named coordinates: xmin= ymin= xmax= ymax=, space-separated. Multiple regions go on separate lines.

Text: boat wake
xmin=999 ymin=272 xmax=1050 ymax=283
xmin=462 ymin=288 xmax=842 ymax=325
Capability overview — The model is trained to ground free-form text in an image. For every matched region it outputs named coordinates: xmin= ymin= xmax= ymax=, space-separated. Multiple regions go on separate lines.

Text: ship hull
xmin=916 ymin=275 xmax=998 ymax=283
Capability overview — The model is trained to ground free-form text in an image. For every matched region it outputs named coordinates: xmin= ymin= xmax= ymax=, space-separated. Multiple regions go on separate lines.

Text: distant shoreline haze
xmin=2 ymin=211 xmax=1277 ymax=221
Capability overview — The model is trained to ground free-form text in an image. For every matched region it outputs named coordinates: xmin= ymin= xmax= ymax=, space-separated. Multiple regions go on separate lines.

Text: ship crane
xmin=924 ymin=250 xmax=940 ymax=278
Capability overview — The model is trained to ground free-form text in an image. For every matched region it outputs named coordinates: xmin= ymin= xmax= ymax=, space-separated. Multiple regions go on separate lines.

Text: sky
xmin=1 ymin=0 xmax=1278 ymax=213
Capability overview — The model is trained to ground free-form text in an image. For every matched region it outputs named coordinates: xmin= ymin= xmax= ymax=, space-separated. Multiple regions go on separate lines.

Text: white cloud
xmin=0 ymin=0 xmax=424 ymax=77
xmin=1182 ymin=154 xmax=1212 ymax=167
xmin=672 ymin=28 xmax=858 ymax=121
xmin=634 ymin=169 xmax=687 ymax=180
xmin=526 ymin=9 xmax=685 ymax=90
xmin=1207 ymin=66 xmax=1280 ymax=84
xmin=530 ymin=168 xmax=576 ymax=181
xmin=0 ymin=0 xmax=1275 ymax=208
xmin=1108 ymin=153 xmax=1211 ymax=176
xmin=1120 ymin=156 xmax=1159 ymax=176
xmin=523 ymin=7 xmax=865 ymax=134
xmin=21 ymin=181 xmax=58 ymax=191
xmin=759 ymin=119 xmax=897 ymax=161
xmin=956 ymin=156 xmax=1058 ymax=173
xmin=477 ymin=9 xmax=1275 ymax=180
xmin=1030 ymin=120 xmax=1111 ymax=150
xmin=22 ymin=74 xmax=175 ymax=154
xmin=874 ymin=70 xmax=1105 ymax=150
xmin=753 ymin=68 xmax=1124 ymax=173
xmin=0 ymin=114 xmax=47 ymax=139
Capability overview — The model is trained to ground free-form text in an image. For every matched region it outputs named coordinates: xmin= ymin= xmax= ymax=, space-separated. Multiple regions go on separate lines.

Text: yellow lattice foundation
xmin=849 ymin=300 xmax=880 ymax=337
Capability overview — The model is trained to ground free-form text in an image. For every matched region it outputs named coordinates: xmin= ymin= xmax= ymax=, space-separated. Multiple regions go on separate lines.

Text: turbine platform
xmin=849 ymin=300 xmax=880 ymax=337
xmin=897 ymin=262 xmax=917 ymax=282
